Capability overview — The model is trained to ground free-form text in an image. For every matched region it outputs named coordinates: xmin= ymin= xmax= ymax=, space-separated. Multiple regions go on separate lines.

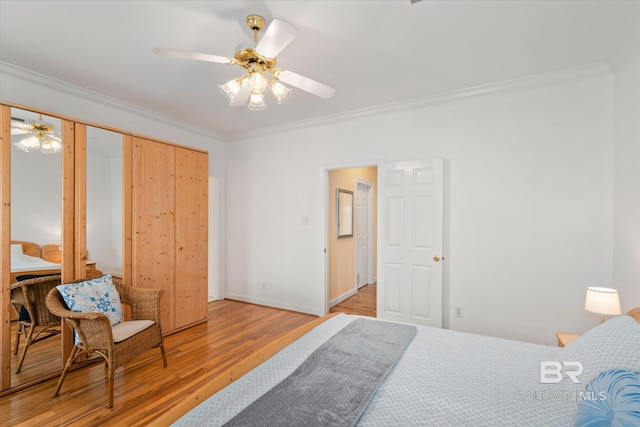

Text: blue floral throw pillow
xmin=575 ymin=368 xmax=640 ymax=426
xmin=56 ymin=274 xmax=123 ymax=327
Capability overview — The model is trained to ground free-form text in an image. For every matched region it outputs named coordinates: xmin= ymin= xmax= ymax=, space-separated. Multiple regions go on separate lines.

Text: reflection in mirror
xmin=336 ymin=188 xmax=354 ymax=238
xmin=86 ymin=126 xmax=123 ymax=278
xmin=9 ymin=107 xmax=63 ymax=387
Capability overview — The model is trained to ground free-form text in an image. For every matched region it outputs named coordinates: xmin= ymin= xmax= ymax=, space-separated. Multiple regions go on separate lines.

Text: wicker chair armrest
xmin=46 ymin=288 xmax=99 ymax=320
xmin=71 ymin=315 xmax=114 ymax=349
xmin=115 ymin=283 xmax=163 ymax=323
xmin=10 ymin=282 xmax=26 ymax=301
xmin=45 ymin=287 xmax=114 ymax=348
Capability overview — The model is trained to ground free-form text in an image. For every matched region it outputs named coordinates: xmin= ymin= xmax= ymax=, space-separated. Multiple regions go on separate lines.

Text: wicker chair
xmin=10 ymin=275 xmax=62 ymax=373
xmin=628 ymin=307 xmax=640 ymax=323
xmin=45 ymin=277 xmax=168 ymax=408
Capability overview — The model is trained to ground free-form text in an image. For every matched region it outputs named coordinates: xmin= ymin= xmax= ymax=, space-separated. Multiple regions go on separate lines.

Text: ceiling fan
xmin=11 ymin=115 xmax=62 ymax=154
xmin=153 ymin=14 xmax=335 ymax=111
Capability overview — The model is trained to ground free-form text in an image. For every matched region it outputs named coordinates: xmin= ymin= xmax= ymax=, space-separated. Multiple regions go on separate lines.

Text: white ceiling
xmin=1 ymin=1 xmax=638 ymax=140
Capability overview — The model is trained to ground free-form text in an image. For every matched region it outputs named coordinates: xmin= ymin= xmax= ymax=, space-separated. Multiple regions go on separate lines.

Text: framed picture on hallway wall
xmin=336 ymin=188 xmax=353 ymax=238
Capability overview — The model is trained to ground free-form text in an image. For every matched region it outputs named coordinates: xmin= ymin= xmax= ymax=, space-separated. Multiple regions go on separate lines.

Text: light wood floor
xmin=1 ymin=291 xmax=375 ymax=426
xmin=1 ymin=300 xmax=315 ymax=426
xmin=330 ymin=283 xmax=376 ymax=317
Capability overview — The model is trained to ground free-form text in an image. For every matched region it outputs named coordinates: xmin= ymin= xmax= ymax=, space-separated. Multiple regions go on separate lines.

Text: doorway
xmin=326 ymin=166 xmax=377 ymax=311
xmin=324 ymin=158 xmax=444 ymax=328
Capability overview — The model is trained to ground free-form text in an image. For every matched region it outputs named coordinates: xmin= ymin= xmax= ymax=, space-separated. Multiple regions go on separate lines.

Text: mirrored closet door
xmin=86 ymin=125 xmax=124 ymax=279
xmin=9 ymin=107 xmax=63 ymax=387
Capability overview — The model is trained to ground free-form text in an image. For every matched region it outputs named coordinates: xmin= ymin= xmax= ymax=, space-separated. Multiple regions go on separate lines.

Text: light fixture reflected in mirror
xmin=12 ymin=114 xmax=62 ymax=154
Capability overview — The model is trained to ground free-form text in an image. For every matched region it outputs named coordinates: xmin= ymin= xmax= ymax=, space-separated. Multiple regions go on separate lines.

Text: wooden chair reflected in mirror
xmin=10 ymin=275 xmax=62 ymax=373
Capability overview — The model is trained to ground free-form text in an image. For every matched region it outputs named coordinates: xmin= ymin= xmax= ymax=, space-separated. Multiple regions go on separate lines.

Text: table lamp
xmin=584 ymin=287 xmax=622 ymax=324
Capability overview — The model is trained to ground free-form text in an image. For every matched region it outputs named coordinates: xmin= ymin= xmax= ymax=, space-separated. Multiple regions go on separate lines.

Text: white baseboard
xmin=329 ymin=288 xmax=357 ymax=308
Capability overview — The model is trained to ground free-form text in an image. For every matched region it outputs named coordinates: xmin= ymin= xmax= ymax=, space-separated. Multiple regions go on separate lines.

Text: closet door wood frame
xmin=1 ymin=105 xmax=11 ymax=390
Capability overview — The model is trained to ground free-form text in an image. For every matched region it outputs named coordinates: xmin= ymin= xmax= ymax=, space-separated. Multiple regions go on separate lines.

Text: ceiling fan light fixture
xmin=219 ymin=78 xmax=242 ymax=102
xmin=249 ymin=72 xmax=268 ymax=94
xmin=155 ymin=13 xmax=334 ymax=112
xmin=247 ymin=93 xmax=267 ymax=111
xmin=270 ymin=80 xmax=292 ymax=104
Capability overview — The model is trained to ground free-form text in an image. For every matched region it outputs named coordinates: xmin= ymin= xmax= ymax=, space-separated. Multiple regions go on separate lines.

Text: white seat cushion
xmin=112 ymin=320 xmax=155 ymax=343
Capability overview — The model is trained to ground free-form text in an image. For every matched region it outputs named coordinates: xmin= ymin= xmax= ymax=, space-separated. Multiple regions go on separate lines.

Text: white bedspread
xmin=11 ymin=253 xmax=60 ymax=273
xmin=175 ymin=314 xmax=585 ymax=426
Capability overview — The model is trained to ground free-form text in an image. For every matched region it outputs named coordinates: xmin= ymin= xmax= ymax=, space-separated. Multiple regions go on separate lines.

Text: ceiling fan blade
xmin=255 ymin=19 xmax=299 ymax=59
xmin=228 ymin=80 xmax=250 ymax=107
xmin=11 ymin=119 xmax=29 ymax=127
xmin=275 ymin=70 xmax=335 ymax=99
xmin=11 ymin=128 xmax=28 ymax=135
xmin=153 ymin=47 xmax=232 ymax=64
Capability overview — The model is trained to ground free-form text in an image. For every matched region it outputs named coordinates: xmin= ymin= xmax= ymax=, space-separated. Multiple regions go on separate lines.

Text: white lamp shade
xmin=584 ymin=287 xmax=622 ymax=315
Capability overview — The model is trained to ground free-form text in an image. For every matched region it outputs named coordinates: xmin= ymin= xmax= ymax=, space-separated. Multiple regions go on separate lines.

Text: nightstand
xmin=556 ymin=332 xmax=581 ymax=347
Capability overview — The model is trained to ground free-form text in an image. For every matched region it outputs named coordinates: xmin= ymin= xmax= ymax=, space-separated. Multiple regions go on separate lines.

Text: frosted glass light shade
xmin=40 ymin=137 xmax=62 ymax=154
xmin=249 ymin=73 xmax=268 ymax=94
xmin=270 ymin=81 xmax=292 ymax=104
xmin=15 ymin=135 xmax=41 ymax=152
xmin=247 ymin=93 xmax=267 ymax=111
xmin=219 ymin=79 xmax=241 ymax=102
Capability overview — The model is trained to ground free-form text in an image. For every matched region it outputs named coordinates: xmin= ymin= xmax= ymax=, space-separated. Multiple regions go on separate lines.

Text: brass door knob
xmin=433 ymin=255 xmax=441 ymax=262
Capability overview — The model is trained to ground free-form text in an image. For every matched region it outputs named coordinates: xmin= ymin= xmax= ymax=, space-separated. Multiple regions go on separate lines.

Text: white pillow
xmin=56 ymin=274 xmax=123 ymax=327
xmin=557 ymin=315 xmax=640 ymax=385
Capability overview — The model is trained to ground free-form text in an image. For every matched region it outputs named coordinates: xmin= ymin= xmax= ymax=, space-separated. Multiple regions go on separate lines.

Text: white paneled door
xmin=377 ymin=158 xmax=443 ymax=327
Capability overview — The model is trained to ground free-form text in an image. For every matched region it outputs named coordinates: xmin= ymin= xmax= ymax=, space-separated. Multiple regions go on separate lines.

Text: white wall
xmin=226 ymin=66 xmax=615 ymax=345
xmin=1 ymin=62 xmax=227 ymax=291
xmin=612 ymin=33 xmax=640 ymax=315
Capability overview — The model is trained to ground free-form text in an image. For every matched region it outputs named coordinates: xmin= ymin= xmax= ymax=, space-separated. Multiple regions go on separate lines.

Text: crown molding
xmin=2 ymin=60 xmax=612 ymax=143
xmin=226 ymin=62 xmax=612 ymax=142
xmin=0 ymin=61 xmax=225 ymax=141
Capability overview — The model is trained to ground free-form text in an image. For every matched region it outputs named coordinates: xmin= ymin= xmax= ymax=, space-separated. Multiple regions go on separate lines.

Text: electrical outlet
xmin=455 ymin=307 xmax=463 ymax=318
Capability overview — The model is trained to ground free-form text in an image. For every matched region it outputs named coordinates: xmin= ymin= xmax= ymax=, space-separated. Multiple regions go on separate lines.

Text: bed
xmin=168 ymin=313 xmax=640 ymax=426
xmin=10 ymin=241 xmax=61 ymax=284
